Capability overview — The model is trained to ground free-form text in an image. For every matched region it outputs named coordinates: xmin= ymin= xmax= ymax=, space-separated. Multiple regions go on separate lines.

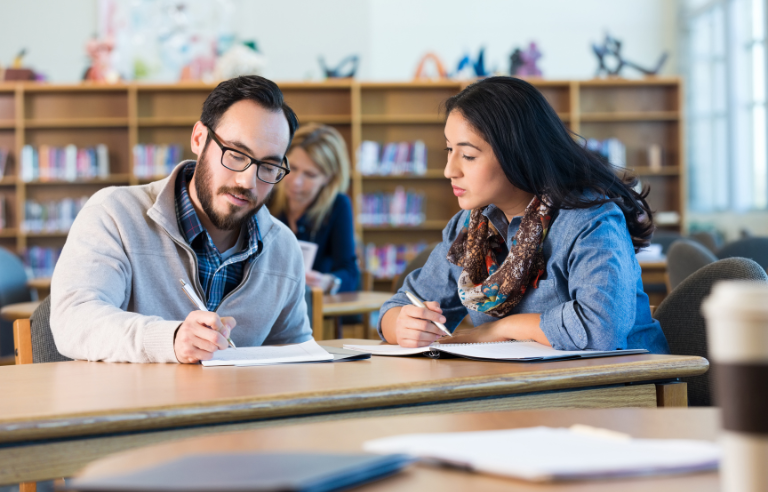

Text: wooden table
xmin=27 ymin=277 xmax=51 ymax=300
xmin=322 ymin=291 xmax=392 ymax=339
xmin=0 ymin=301 xmax=40 ymax=322
xmin=66 ymin=408 xmax=721 ymax=491
xmin=639 ymin=260 xmax=669 ymax=306
xmin=0 ymin=338 xmax=706 ymax=446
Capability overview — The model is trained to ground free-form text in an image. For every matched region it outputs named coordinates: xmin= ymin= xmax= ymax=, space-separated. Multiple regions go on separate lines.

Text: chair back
xmin=12 ymin=296 xmax=71 ymax=364
xmin=666 ymin=239 xmax=718 ymax=291
xmin=654 ymin=257 xmax=768 ymax=406
xmin=689 ymin=231 xmax=721 ymax=253
xmin=305 ymin=285 xmax=324 ymax=340
xmin=392 ymin=243 xmax=439 ymax=293
xmin=650 ymin=231 xmax=683 ymax=255
xmin=0 ymin=247 xmax=32 ymax=357
xmin=717 ymin=237 xmax=768 ymax=270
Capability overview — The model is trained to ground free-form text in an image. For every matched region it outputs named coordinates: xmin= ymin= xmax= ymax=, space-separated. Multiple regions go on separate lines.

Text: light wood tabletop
xmin=321 ymin=291 xmax=393 ymax=317
xmin=0 ymin=301 xmax=41 ymax=322
xmin=0 ymin=339 xmax=707 ymax=445
xmin=27 ymin=277 xmax=51 ymax=299
xmin=70 ymin=407 xmax=721 ymax=492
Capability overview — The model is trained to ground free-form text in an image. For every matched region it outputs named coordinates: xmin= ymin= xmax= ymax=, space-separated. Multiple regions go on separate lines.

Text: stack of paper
xmin=364 ymin=426 xmax=720 ymax=482
xmin=202 ymin=340 xmax=333 ymax=367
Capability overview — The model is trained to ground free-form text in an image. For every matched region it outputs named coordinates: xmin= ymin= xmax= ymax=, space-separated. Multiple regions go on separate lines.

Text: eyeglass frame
xmin=204 ymin=126 xmax=291 ymax=184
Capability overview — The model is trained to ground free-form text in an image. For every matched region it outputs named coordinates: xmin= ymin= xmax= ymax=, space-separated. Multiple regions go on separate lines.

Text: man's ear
xmin=190 ymin=121 xmax=208 ymax=156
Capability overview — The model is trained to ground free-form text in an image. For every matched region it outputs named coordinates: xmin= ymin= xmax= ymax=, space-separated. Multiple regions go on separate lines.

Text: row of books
xmin=0 ymin=148 xmax=9 ymax=177
xmin=364 ymin=242 xmax=429 ymax=280
xmin=357 ymin=140 xmax=428 ymax=176
xmin=23 ymin=197 xmax=89 ymax=233
xmin=358 ymin=187 xmax=425 ymax=226
xmin=21 ymin=144 xmax=110 ymax=182
xmin=133 ymin=144 xmax=183 ymax=178
xmin=585 ymin=138 xmax=626 ymax=168
xmin=22 ymin=246 xmax=62 ymax=278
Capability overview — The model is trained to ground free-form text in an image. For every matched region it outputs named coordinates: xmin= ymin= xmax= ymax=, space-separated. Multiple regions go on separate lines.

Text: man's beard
xmin=194 ymin=153 xmax=265 ymax=231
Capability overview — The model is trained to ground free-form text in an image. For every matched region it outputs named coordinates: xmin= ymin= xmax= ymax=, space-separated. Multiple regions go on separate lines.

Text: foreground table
xmin=69 ymin=408 xmax=721 ymax=492
xmin=0 ymin=339 xmax=706 ymax=446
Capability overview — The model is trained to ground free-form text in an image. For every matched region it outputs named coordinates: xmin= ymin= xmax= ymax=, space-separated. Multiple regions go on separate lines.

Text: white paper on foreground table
xmin=202 ymin=340 xmax=333 ymax=367
xmin=364 ymin=426 xmax=720 ymax=482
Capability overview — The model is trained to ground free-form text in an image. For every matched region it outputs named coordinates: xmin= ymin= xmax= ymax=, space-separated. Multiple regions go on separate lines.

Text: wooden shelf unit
xmin=0 ymin=79 xmax=685 ymax=290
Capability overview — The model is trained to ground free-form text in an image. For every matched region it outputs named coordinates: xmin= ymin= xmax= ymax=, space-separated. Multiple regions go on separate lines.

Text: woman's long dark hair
xmin=443 ymin=76 xmax=654 ymax=251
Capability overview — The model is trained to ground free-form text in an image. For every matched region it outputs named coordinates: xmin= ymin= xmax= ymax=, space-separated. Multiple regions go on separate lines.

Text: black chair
xmin=689 ymin=231 xmax=721 ymax=254
xmin=0 ymin=247 xmax=32 ymax=358
xmin=654 ymin=258 xmax=768 ymax=406
xmin=666 ymin=239 xmax=718 ymax=291
xmin=13 ymin=296 xmax=71 ymax=364
xmin=650 ymin=231 xmax=683 ymax=255
xmin=392 ymin=243 xmax=439 ymax=293
xmin=717 ymin=237 xmax=768 ymax=270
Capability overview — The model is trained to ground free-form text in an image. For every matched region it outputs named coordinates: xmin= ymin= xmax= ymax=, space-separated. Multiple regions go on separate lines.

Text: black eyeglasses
xmin=206 ymin=128 xmax=290 ymax=184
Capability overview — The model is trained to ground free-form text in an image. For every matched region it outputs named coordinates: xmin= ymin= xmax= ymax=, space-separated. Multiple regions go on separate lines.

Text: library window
xmin=684 ymin=0 xmax=768 ymax=211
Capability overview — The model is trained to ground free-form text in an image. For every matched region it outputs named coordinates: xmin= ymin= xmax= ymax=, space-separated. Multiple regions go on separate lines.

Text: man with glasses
xmin=50 ymin=76 xmax=313 ymax=363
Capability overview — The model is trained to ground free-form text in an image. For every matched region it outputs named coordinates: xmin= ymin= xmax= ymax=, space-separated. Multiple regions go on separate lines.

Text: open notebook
xmin=364 ymin=426 xmax=719 ymax=482
xmin=202 ymin=340 xmax=334 ymax=367
xmin=343 ymin=340 xmax=647 ymax=362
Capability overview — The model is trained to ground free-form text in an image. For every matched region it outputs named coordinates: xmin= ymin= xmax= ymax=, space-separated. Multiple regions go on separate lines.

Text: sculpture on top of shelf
xmin=413 ymin=52 xmax=449 ymax=80
xmin=3 ymin=49 xmax=39 ymax=81
xmin=319 ymin=55 xmax=359 ymax=79
xmin=454 ymin=47 xmax=491 ymax=79
xmin=510 ymin=42 xmax=542 ymax=77
xmin=216 ymin=41 xmax=267 ymax=80
xmin=592 ymin=33 xmax=668 ymax=77
xmin=83 ymin=37 xmax=120 ymax=83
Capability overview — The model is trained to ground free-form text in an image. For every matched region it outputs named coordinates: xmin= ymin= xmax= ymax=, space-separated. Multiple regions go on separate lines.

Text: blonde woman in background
xmin=271 ymin=123 xmax=359 ymax=294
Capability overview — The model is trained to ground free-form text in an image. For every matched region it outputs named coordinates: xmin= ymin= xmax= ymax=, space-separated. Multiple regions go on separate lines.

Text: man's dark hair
xmin=200 ymin=75 xmax=299 ymax=145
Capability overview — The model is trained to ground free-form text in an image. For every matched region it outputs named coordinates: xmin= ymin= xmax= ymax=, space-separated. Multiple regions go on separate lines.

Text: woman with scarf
xmin=378 ymin=77 xmax=669 ymax=353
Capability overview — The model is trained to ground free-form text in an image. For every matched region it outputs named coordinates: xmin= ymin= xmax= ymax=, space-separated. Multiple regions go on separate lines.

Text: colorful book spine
xmin=357 ymin=140 xmax=428 ymax=176
xmin=358 ymin=187 xmax=426 ymax=226
xmin=20 ymin=144 xmax=110 ymax=182
xmin=132 ymin=144 xmax=182 ymax=178
xmin=22 ymin=246 xmax=63 ymax=278
xmin=364 ymin=242 xmax=429 ymax=279
xmin=22 ymin=197 xmax=89 ymax=233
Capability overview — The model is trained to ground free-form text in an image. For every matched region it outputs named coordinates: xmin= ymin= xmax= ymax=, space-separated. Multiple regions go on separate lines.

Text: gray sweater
xmin=50 ymin=163 xmax=312 ymax=363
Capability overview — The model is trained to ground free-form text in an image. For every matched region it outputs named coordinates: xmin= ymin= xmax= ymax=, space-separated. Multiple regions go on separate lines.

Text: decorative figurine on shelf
xmin=3 ymin=49 xmax=38 ymax=81
xmin=509 ymin=42 xmax=543 ymax=77
xmin=216 ymin=40 xmax=267 ymax=80
xmin=319 ymin=55 xmax=359 ymax=79
xmin=413 ymin=52 xmax=448 ymax=80
xmin=454 ymin=47 xmax=491 ymax=79
xmin=83 ymin=38 xmax=120 ymax=83
xmin=592 ymin=33 xmax=668 ymax=77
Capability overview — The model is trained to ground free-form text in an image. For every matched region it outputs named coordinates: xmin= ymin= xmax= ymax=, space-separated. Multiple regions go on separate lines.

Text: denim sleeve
xmin=539 ymin=208 xmax=638 ymax=351
xmin=377 ymin=211 xmax=469 ymax=339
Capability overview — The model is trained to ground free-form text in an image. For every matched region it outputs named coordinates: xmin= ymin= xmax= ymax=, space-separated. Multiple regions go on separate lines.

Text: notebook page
xmin=342 ymin=344 xmax=431 ymax=356
xmin=364 ymin=426 xmax=720 ymax=482
xmin=434 ymin=341 xmax=646 ymax=361
xmin=202 ymin=340 xmax=333 ymax=367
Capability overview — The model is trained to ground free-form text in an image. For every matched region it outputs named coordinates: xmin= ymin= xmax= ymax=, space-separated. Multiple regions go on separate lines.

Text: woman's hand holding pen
xmin=174 ymin=312 xmax=237 ymax=364
xmin=393 ymin=302 xmax=448 ymax=348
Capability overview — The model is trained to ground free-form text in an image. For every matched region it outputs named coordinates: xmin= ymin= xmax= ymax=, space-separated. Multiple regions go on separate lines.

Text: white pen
xmin=179 ymin=278 xmax=237 ymax=349
xmin=404 ymin=291 xmax=452 ymax=337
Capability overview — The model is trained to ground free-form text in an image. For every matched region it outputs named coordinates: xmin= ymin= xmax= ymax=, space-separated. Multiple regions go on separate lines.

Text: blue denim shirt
xmin=379 ymin=202 xmax=670 ymax=353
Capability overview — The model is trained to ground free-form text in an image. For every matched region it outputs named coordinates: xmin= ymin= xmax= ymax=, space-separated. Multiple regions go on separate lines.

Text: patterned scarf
xmin=447 ymin=196 xmax=552 ymax=317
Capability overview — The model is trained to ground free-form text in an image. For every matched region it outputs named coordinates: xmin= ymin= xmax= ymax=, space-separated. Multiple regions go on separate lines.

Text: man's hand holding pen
xmin=174 ymin=312 xmax=237 ymax=364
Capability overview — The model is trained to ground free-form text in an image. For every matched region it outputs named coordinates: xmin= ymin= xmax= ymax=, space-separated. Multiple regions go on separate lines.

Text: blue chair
xmin=0 ymin=247 xmax=31 ymax=358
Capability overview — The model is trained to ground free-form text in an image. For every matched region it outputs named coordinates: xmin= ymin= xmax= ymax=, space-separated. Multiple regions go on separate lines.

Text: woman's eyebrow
xmin=456 ymin=141 xmax=481 ymax=151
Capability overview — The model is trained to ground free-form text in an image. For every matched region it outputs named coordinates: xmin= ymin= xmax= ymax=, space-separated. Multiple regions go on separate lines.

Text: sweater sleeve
xmin=50 ymin=194 xmax=181 ymax=363
xmin=325 ymin=194 xmax=360 ymax=292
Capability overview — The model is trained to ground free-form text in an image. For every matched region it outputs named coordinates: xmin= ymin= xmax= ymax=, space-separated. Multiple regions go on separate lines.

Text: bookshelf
xmin=0 ymin=78 xmax=684 ymax=289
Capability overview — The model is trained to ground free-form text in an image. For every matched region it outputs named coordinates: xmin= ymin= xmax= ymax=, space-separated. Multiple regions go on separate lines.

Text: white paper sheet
xmin=364 ymin=426 xmax=720 ymax=482
xmin=297 ymin=240 xmax=318 ymax=273
xmin=343 ymin=344 xmax=430 ymax=356
xmin=202 ymin=340 xmax=333 ymax=367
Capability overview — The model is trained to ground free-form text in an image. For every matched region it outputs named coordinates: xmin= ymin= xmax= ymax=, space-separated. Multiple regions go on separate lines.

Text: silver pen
xmin=179 ymin=278 xmax=237 ymax=349
xmin=404 ymin=291 xmax=452 ymax=337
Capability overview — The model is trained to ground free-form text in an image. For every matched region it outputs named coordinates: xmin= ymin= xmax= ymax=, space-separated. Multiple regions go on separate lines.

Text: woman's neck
xmin=496 ymin=191 xmax=536 ymax=223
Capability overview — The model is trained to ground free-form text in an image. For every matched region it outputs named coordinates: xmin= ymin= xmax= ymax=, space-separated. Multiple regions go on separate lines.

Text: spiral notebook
xmin=343 ymin=341 xmax=647 ymax=362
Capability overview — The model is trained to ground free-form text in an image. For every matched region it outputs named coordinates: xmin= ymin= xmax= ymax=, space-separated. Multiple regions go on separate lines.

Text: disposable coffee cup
xmin=703 ymin=281 xmax=768 ymax=492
